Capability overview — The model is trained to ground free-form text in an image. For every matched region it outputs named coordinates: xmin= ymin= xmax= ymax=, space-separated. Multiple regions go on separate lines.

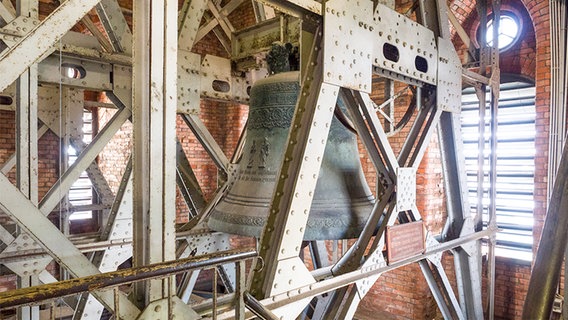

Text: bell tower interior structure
xmin=0 ymin=0 xmax=563 ymax=319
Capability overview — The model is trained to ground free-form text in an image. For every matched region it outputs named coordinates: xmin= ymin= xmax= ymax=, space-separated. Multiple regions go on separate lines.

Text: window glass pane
xmin=485 ymin=14 xmax=521 ymax=50
xmin=69 ymin=109 xmax=96 ymax=221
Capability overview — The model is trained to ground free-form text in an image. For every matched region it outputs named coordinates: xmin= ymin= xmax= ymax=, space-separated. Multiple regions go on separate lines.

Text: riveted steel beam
xmin=0 ymin=2 xmax=15 ymax=24
xmin=193 ymin=0 xmax=244 ymax=50
xmin=0 ymin=0 xmax=102 ymax=92
xmin=178 ymin=0 xmax=208 ymax=50
xmin=39 ymin=106 xmax=131 ymax=217
xmin=131 ymin=0 xmax=178 ymax=306
xmin=13 ymin=3 xmax=40 ymax=318
xmin=95 ymin=0 xmax=132 ymax=54
xmin=207 ymin=1 xmax=235 ymax=40
xmin=214 ymin=228 xmax=494 ymax=319
xmin=182 ymin=114 xmax=230 ymax=173
xmin=76 ymin=160 xmax=133 ymax=320
xmin=80 ymin=15 xmax=114 ymax=53
xmin=1 ymin=89 xmax=137 ymax=318
xmin=419 ymin=259 xmax=464 ymax=320
xmin=249 ymin=25 xmax=327 ymax=302
xmin=176 ymin=139 xmax=206 ymax=221
xmin=255 ymin=0 xmax=321 ymax=18
xmin=16 ymin=67 xmax=38 ymax=206
xmin=232 ymin=16 xmax=300 ymax=61
xmin=0 ymin=173 xmax=141 ymax=318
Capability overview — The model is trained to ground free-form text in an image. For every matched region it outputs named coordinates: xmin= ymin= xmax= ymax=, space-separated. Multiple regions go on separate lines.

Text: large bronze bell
xmin=207 ymin=71 xmax=375 ymax=240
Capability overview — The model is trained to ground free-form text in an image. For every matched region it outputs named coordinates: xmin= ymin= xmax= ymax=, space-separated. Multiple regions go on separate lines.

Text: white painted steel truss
xmin=0 ymin=0 xmax=499 ymax=319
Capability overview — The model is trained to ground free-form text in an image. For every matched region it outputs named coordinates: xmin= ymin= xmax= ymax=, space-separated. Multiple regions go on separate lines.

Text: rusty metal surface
xmin=0 ymin=249 xmax=256 ymax=309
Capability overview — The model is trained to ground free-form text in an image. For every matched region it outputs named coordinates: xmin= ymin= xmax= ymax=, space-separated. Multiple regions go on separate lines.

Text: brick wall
xmin=491 ymin=258 xmax=531 ymax=319
xmin=96 ymin=97 xmax=248 ymax=219
xmin=98 ymin=104 xmax=132 ymax=194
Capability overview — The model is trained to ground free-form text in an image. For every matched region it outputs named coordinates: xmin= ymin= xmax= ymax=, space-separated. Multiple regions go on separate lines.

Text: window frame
xmin=477 ymin=11 xmax=523 ymax=52
xmin=460 ymin=77 xmax=536 ymax=261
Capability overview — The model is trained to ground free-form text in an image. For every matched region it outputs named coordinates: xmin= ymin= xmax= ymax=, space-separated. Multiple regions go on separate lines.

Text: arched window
xmin=461 ymin=77 xmax=535 ymax=261
xmin=479 ymin=12 xmax=522 ymax=51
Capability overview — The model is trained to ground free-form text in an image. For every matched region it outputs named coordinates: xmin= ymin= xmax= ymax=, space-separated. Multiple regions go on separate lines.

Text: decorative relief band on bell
xmin=209 ymin=210 xmax=368 ymax=229
xmin=210 ymin=212 xmax=266 ymax=227
xmin=220 ymin=194 xmax=374 ymax=207
xmin=248 ymin=107 xmax=295 ymax=129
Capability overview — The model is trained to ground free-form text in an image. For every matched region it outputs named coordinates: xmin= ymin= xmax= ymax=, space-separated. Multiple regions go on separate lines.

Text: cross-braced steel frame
xmin=0 ymin=0 xmax=501 ymax=319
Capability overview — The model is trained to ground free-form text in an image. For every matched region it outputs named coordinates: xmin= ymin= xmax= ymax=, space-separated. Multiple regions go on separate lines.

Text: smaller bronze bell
xmin=208 ymin=71 xmax=374 ymax=240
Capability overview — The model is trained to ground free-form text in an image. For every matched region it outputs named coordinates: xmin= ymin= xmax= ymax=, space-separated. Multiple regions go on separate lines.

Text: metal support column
xmin=131 ymin=0 xmax=178 ymax=309
xmin=14 ymin=1 xmax=39 ymax=318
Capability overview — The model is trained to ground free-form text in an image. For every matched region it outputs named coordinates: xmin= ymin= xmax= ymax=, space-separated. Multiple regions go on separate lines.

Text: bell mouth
xmin=207 ymin=194 xmax=375 ymax=240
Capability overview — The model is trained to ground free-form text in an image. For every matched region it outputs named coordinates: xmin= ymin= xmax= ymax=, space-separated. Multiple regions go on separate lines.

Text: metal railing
xmin=0 ymin=249 xmax=257 ymax=319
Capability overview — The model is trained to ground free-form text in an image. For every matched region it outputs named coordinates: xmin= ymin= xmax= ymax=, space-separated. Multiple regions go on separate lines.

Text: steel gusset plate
xmin=372 ymin=4 xmax=438 ymax=86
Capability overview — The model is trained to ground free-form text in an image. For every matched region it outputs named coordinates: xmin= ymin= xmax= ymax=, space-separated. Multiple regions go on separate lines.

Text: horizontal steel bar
xmin=0 ymin=249 xmax=257 ymax=309
xmin=216 ymin=228 xmax=496 ymax=319
xmin=269 ymin=228 xmax=496 ymax=307
xmin=0 ymin=229 xmax=233 ymax=263
xmin=192 ymin=293 xmax=236 ymax=315
xmin=0 ymin=240 xmax=131 ymax=264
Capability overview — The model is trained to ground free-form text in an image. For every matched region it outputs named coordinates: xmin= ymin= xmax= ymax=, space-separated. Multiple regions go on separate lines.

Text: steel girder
xmin=240 ymin=0 xmax=488 ymax=319
xmin=95 ymin=0 xmax=132 ymax=54
xmin=0 ymin=0 xmax=222 ymax=319
xmin=3 ymin=10 xmax=136 ymax=310
xmin=0 ymin=95 xmax=140 ymax=319
xmin=0 ymin=2 xmax=15 ymax=24
xmin=129 ymin=1 xmax=232 ymax=316
xmin=249 ymin=22 xmax=327 ymax=303
xmin=0 ymin=0 xmax=103 ymax=92
xmin=0 ymin=0 xmax=242 ymax=316
xmin=0 ymin=0 xmax=498 ymax=319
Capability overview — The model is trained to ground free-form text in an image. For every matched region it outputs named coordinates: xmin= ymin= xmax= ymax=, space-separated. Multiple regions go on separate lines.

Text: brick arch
xmin=450 ymin=0 xmax=536 ymax=79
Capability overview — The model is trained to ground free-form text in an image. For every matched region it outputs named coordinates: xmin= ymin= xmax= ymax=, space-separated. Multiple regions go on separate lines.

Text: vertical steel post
xmin=132 ymin=0 xmax=178 ymax=307
xmin=15 ymin=1 xmax=39 ymax=319
xmin=15 ymin=67 xmax=39 ymax=320
xmin=235 ymin=260 xmax=246 ymax=320
xmin=486 ymin=2 xmax=501 ymax=318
